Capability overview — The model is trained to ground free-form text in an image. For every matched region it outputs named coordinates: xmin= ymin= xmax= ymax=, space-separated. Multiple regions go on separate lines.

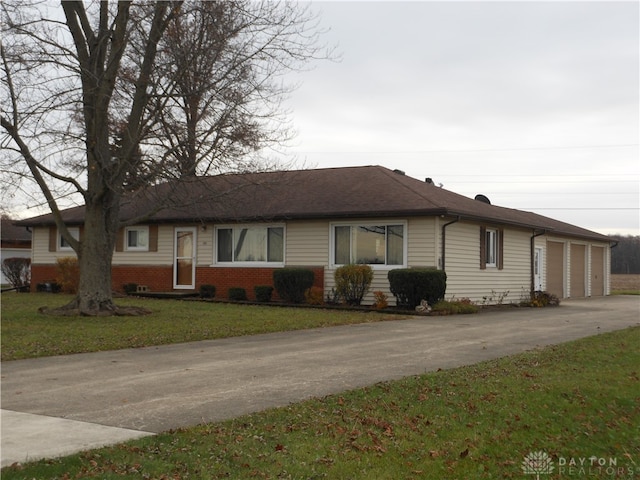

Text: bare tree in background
xmin=1 ymin=0 xmax=329 ymax=315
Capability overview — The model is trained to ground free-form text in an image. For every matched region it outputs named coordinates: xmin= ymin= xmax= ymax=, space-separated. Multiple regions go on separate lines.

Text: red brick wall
xmin=196 ymin=266 xmax=324 ymax=300
xmin=30 ymin=264 xmax=324 ymax=299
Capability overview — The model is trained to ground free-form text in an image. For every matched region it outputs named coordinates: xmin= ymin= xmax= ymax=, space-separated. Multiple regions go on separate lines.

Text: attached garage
xmin=590 ymin=246 xmax=605 ymax=296
xmin=570 ymin=244 xmax=586 ymax=298
xmin=546 ymin=241 xmax=565 ymax=298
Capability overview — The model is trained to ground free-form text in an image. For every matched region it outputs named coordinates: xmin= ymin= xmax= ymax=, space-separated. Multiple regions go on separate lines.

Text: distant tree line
xmin=610 ymin=235 xmax=640 ymax=274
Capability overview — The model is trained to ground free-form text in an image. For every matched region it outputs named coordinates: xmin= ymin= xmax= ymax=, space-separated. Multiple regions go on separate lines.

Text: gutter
xmin=441 ymin=216 xmax=461 ymax=270
xmin=530 ymin=229 xmax=547 ymax=295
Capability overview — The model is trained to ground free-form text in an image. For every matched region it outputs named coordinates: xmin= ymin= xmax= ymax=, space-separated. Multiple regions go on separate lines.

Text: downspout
xmin=530 ymin=229 xmax=547 ymax=295
xmin=441 ymin=216 xmax=460 ymax=270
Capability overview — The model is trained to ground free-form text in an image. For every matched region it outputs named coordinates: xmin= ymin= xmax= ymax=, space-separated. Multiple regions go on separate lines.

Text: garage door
xmin=546 ymin=241 xmax=564 ymax=298
xmin=591 ymin=246 xmax=605 ymax=296
xmin=570 ymin=244 xmax=586 ymax=298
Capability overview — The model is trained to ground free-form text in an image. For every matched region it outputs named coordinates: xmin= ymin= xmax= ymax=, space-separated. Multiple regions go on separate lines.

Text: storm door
xmin=174 ymin=227 xmax=196 ymax=289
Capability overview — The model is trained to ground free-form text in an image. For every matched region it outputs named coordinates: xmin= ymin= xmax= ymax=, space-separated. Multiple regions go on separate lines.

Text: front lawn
xmin=1 ymin=293 xmax=408 ymax=361
xmin=3 ymin=326 xmax=638 ymax=479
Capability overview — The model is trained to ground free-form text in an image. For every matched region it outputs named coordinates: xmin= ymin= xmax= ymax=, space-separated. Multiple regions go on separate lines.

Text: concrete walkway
xmin=2 ymin=295 xmax=639 ymax=467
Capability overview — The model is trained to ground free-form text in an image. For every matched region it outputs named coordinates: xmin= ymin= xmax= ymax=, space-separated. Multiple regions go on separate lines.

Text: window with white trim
xmin=125 ymin=226 xmax=149 ymax=251
xmin=59 ymin=227 xmax=80 ymax=251
xmin=332 ymin=223 xmax=405 ymax=266
xmin=216 ymin=225 xmax=284 ymax=264
xmin=485 ymin=228 xmax=498 ymax=267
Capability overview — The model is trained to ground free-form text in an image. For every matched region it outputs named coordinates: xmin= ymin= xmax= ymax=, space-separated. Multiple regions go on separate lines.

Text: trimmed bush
xmin=123 ymin=283 xmax=138 ymax=295
xmin=273 ymin=268 xmax=315 ymax=304
xmin=388 ymin=268 xmax=447 ymax=309
xmin=200 ymin=284 xmax=216 ymax=299
xmin=55 ymin=257 xmax=80 ymax=294
xmin=228 ymin=287 xmax=247 ymax=301
xmin=254 ymin=285 xmax=274 ymax=303
xmin=334 ymin=264 xmax=374 ymax=306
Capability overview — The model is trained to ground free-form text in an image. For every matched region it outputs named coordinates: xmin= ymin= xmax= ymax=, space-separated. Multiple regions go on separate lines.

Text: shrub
xmin=55 ymin=257 xmax=80 ymax=294
xmin=529 ymin=290 xmax=561 ymax=307
xmin=228 ymin=287 xmax=247 ymax=301
xmin=334 ymin=264 xmax=374 ymax=306
xmin=304 ymin=286 xmax=324 ymax=305
xmin=388 ymin=268 xmax=447 ymax=309
xmin=123 ymin=283 xmax=138 ymax=295
xmin=373 ymin=290 xmax=388 ymax=310
xmin=1 ymin=257 xmax=31 ymax=290
xmin=199 ymin=284 xmax=216 ymax=299
xmin=254 ymin=285 xmax=274 ymax=303
xmin=432 ymin=299 xmax=479 ymax=315
xmin=273 ymin=268 xmax=314 ymax=304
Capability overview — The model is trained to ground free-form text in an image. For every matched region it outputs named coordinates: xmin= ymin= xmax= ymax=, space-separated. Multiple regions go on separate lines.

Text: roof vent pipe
xmin=425 ymin=178 xmax=433 ymax=184
xmin=393 ymin=169 xmax=405 ymax=175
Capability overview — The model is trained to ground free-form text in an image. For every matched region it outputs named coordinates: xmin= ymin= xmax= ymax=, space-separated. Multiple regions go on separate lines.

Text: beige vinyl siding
xmin=443 ymin=222 xmax=530 ymax=304
xmin=407 ymin=217 xmax=437 ymax=267
xmin=32 ymin=227 xmax=60 ymax=264
xmin=285 ymin=220 xmax=329 ymax=266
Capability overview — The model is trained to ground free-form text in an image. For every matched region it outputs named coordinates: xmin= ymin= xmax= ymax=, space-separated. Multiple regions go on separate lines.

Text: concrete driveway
xmin=2 ymin=295 xmax=639 ymax=466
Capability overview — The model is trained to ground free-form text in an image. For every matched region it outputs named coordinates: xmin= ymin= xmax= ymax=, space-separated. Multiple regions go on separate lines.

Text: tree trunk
xmin=75 ymin=197 xmax=119 ymax=314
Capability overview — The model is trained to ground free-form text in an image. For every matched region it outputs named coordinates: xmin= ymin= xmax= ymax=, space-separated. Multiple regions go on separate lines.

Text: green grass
xmin=0 ymin=292 xmax=408 ymax=361
xmin=3 ymin=327 xmax=638 ymax=479
xmin=612 ymin=290 xmax=640 ymax=295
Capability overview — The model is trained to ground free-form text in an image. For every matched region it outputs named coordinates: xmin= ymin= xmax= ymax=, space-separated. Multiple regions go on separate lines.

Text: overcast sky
xmin=284 ymin=1 xmax=639 ymax=235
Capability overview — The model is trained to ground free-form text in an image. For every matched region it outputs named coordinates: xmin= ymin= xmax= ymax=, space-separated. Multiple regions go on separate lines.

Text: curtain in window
xmin=234 ymin=227 xmax=266 ymax=261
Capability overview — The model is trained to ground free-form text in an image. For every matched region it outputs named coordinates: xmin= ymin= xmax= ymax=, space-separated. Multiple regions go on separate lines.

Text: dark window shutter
xmin=49 ymin=226 xmax=57 ymax=252
xmin=479 ymin=226 xmax=487 ymax=270
xmin=149 ymin=225 xmax=158 ymax=252
xmin=498 ymin=229 xmax=504 ymax=270
xmin=115 ymin=228 xmax=124 ymax=252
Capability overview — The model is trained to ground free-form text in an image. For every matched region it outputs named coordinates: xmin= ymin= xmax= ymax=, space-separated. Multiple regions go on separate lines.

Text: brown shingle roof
xmin=1 ymin=216 xmax=32 ymax=244
xmin=18 ymin=165 xmax=611 ymax=242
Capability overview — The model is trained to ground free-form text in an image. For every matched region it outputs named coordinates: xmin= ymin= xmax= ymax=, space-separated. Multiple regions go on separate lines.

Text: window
xmin=332 ymin=223 xmax=405 ymax=266
xmin=485 ymin=228 xmax=498 ymax=267
xmin=480 ymin=226 xmax=503 ymax=270
xmin=59 ymin=227 xmax=80 ymax=250
xmin=216 ymin=226 xmax=284 ymax=264
xmin=125 ymin=227 xmax=149 ymax=251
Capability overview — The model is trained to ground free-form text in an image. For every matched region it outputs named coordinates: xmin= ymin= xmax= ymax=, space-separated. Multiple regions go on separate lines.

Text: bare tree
xmin=1 ymin=1 xmax=327 ymax=315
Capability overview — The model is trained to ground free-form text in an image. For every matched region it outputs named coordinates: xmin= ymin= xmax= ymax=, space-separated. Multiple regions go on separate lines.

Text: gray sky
xmin=285 ymin=1 xmax=639 ymax=235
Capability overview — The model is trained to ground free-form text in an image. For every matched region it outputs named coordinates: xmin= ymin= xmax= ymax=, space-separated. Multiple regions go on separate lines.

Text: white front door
xmin=534 ymin=247 xmax=543 ymax=291
xmin=174 ymin=227 xmax=197 ymax=289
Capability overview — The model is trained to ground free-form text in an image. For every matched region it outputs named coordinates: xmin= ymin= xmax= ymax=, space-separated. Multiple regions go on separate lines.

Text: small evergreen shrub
xmin=254 ymin=285 xmax=274 ymax=303
xmin=200 ymin=284 xmax=216 ymax=299
xmin=228 ymin=287 xmax=247 ymax=301
xmin=388 ymin=268 xmax=447 ymax=309
xmin=334 ymin=264 xmax=374 ymax=306
xmin=55 ymin=257 xmax=80 ymax=294
xmin=273 ymin=268 xmax=315 ymax=304
xmin=304 ymin=286 xmax=324 ymax=305
xmin=123 ymin=283 xmax=138 ymax=295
